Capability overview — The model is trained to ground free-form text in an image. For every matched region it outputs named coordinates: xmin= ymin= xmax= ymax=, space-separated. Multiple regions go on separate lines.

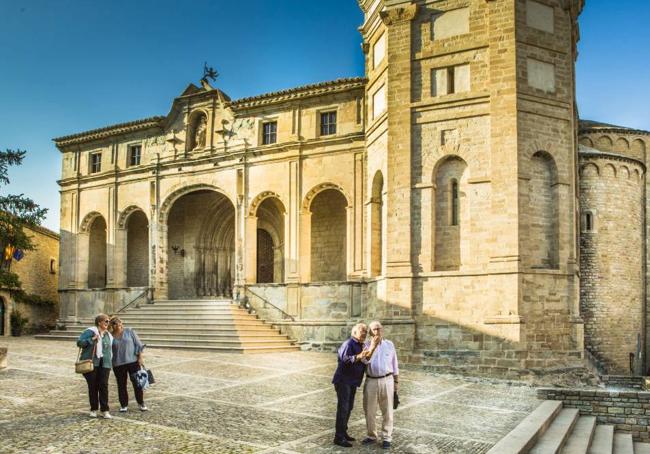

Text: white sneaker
xmin=119 ymin=407 xmax=128 ymax=413
xmin=139 ymin=404 xmax=148 ymax=411
xmin=88 ymin=411 xmax=97 ymax=418
xmin=102 ymin=411 xmax=112 ymax=419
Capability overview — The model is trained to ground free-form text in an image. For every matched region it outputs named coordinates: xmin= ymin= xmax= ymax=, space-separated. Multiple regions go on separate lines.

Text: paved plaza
xmin=0 ymin=337 xmax=540 ymax=453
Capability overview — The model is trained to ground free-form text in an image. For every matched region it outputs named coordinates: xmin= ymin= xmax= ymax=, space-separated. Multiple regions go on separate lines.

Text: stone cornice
xmin=228 ymin=78 xmax=367 ymax=109
xmin=379 ymin=3 xmax=417 ymax=26
xmin=53 ymin=117 xmax=165 ymax=149
xmin=579 ymin=148 xmax=646 ymax=171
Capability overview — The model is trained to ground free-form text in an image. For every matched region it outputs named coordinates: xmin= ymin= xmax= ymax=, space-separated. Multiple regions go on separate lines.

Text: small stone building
xmin=50 ymin=0 xmax=650 ymax=376
xmin=0 ymin=224 xmax=60 ymax=336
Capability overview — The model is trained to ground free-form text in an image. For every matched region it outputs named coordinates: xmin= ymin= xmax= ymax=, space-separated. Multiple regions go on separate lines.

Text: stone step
xmin=588 ymin=425 xmax=614 ymax=454
xmin=634 ymin=442 xmax=650 ymax=454
xmin=35 ymin=334 xmax=295 ymax=347
xmin=120 ymin=314 xmax=260 ymax=321
xmin=613 ymin=433 xmax=633 ymax=454
xmin=43 ymin=329 xmax=286 ymax=338
xmin=562 ymin=416 xmax=597 ymax=454
xmin=123 ymin=308 xmax=247 ymax=314
xmin=153 ymin=299 xmax=233 ymax=304
xmin=487 ymin=400 xmax=563 ymax=454
xmin=530 ymin=408 xmax=579 ymax=454
xmin=143 ymin=344 xmax=300 ymax=353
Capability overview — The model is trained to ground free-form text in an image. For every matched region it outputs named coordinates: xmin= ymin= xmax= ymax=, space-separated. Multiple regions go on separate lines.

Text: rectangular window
xmin=373 ymin=33 xmax=386 ymax=69
xmin=432 ymin=64 xmax=470 ymax=97
xmin=89 ymin=152 xmax=102 ymax=174
xmin=262 ymin=121 xmax=277 ymax=145
xmin=128 ymin=144 xmax=142 ymax=167
xmin=320 ymin=111 xmax=337 ymax=136
xmin=372 ymin=85 xmax=386 ymax=119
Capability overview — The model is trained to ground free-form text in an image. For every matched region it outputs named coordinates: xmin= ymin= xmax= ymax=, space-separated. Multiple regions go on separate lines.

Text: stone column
xmin=245 ymin=215 xmax=258 ymax=283
xmin=380 ymin=3 xmax=418 ymax=314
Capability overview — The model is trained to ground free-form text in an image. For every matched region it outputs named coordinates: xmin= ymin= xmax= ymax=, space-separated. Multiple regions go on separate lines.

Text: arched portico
xmin=162 ymin=188 xmax=236 ymax=299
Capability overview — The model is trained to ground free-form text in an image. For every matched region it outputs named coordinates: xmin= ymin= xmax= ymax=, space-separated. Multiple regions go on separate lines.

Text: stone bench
xmin=0 ymin=347 xmax=7 ymax=369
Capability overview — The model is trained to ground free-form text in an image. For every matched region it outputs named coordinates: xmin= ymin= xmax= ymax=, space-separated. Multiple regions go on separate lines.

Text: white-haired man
xmin=331 ymin=322 xmax=371 ymax=448
xmin=362 ymin=320 xmax=399 ymax=450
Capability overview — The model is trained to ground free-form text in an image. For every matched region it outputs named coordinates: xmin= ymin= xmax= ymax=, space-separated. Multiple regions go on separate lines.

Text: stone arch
xmin=309 ymin=188 xmax=348 ymax=282
xmin=632 ymin=139 xmax=647 ymax=154
xmin=248 ymin=191 xmax=286 ymax=217
xmin=615 ymin=137 xmax=630 ymax=152
xmin=432 ymin=155 xmax=469 ymax=271
xmin=188 ymin=109 xmax=209 ymax=151
xmin=255 ymin=197 xmax=285 ymax=283
xmin=125 ymin=209 xmax=149 ymax=287
xmin=117 ymin=205 xmax=148 ymax=229
xmin=579 ymin=136 xmax=594 ymax=148
xmin=596 ymin=135 xmax=613 ymax=151
xmin=79 ymin=211 xmax=105 ymax=233
xmin=159 ymin=184 xmax=232 ymax=224
xmin=620 ymin=165 xmax=631 ymax=179
xmin=529 ymin=151 xmax=559 ymax=269
xmin=302 ymin=183 xmax=351 ymax=214
xmin=87 ymin=214 xmax=107 ymax=288
xmin=370 ymin=170 xmax=384 ymax=277
xmin=580 ymin=162 xmax=600 ymax=177
xmin=603 ymin=163 xmax=617 ymax=178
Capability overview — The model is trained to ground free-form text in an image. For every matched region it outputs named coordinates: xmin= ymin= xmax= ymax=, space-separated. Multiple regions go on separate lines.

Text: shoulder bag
xmin=75 ymin=342 xmax=96 ymax=374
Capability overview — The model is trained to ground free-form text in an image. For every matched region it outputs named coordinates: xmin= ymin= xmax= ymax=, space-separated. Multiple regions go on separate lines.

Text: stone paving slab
xmin=0 ymin=337 xmax=540 ymax=453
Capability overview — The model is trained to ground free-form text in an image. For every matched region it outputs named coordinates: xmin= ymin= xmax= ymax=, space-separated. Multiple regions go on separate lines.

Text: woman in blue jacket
xmin=109 ymin=316 xmax=148 ymax=412
xmin=76 ymin=313 xmax=113 ymax=419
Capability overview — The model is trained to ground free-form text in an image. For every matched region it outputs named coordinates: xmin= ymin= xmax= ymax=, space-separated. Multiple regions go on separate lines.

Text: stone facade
xmin=50 ymin=0 xmax=650 ymax=376
xmin=0 ymin=224 xmax=60 ymax=336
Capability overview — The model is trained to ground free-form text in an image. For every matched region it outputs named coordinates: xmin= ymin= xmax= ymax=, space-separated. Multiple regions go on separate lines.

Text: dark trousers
xmin=334 ymin=383 xmax=357 ymax=441
xmin=113 ymin=361 xmax=144 ymax=407
xmin=83 ymin=365 xmax=110 ymax=412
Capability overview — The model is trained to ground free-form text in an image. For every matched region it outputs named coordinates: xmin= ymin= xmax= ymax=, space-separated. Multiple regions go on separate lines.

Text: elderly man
xmin=331 ymin=323 xmax=371 ymax=448
xmin=362 ymin=320 xmax=399 ymax=450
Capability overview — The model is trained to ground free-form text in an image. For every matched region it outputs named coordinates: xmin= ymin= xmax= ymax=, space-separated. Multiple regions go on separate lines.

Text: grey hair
xmin=351 ymin=323 xmax=368 ymax=337
xmin=369 ymin=320 xmax=382 ymax=331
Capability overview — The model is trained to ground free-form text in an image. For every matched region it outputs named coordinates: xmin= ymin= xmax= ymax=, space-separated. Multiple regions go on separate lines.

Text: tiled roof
xmin=53 ymin=117 xmax=165 ymax=147
xmin=579 ymin=119 xmax=650 ymax=136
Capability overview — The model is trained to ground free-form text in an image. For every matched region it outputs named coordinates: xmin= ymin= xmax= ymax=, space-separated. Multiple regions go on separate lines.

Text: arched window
xmin=582 ymin=211 xmax=595 ymax=233
xmin=49 ymin=258 xmax=57 ymax=274
xmin=433 ymin=156 xmax=468 ymax=271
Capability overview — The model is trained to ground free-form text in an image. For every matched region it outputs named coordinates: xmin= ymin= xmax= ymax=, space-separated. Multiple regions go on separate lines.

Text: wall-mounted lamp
xmin=171 ymin=245 xmax=185 ymax=257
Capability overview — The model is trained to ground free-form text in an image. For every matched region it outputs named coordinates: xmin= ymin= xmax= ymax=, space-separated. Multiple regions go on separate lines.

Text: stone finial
xmin=380 ymin=4 xmax=417 ymax=26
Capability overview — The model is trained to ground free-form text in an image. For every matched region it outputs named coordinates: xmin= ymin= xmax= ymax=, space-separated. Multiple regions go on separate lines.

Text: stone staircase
xmin=488 ymin=400 xmax=650 ymax=453
xmin=37 ymin=299 xmax=299 ymax=353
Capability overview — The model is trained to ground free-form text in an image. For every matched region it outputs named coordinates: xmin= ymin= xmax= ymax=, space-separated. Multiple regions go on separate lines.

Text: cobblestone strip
xmin=394 ymin=425 xmax=492 ymax=445
xmin=260 ymin=383 xmax=474 ymax=453
xmin=428 ymin=400 xmax=529 ymax=414
xmin=257 ymin=388 xmax=330 ymax=408
xmin=106 ymin=412 xmax=271 ymax=450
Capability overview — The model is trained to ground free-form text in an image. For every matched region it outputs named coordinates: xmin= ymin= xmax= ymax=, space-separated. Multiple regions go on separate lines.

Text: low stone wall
xmin=273 ymin=318 xmax=416 ymax=352
xmin=602 ymin=375 xmax=648 ymax=390
xmin=537 ymin=388 xmax=650 ymax=441
xmin=0 ymin=347 xmax=7 ymax=369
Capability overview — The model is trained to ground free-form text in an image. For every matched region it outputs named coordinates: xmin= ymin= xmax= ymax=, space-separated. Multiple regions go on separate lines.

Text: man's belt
xmin=366 ymin=373 xmax=393 ymax=379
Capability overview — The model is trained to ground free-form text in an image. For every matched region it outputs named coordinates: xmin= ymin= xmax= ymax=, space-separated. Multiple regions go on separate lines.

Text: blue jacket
xmin=331 ymin=337 xmax=365 ymax=387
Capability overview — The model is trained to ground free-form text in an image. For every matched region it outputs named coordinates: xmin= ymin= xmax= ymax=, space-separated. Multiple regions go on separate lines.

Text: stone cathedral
xmin=52 ymin=0 xmax=650 ymax=377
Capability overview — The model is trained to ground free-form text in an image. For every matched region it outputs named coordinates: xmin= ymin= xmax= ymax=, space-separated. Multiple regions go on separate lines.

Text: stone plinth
xmin=0 ymin=347 xmax=7 ymax=369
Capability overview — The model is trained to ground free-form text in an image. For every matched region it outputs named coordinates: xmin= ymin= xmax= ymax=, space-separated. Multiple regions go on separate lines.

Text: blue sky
xmin=0 ymin=0 xmax=648 ymax=231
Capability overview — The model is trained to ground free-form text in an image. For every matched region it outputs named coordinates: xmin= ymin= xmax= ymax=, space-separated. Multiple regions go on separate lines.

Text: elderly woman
xmin=77 ymin=313 xmax=113 ymax=419
xmin=109 ymin=316 xmax=148 ymax=412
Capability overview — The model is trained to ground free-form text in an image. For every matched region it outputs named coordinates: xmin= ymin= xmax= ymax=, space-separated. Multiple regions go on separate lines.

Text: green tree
xmin=0 ymin=149 xmax=48 ymax=254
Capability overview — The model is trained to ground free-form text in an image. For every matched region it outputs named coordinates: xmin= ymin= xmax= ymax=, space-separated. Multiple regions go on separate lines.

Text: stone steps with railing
xmin=37 ymin=298 xmax=299 ymax=353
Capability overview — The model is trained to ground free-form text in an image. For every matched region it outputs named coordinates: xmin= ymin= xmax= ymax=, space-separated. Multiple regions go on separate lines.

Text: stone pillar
xmin=286 ymin=160 xmax=300 ymax=283
xmin=245 ymin=215 xmax=258 ymax=283
xmin=113 ymin=228 xmax=127 ymax=288
xmin=299 ymin=211 xmax=312 ymax=283
xmin=380 ymin=3 xmax=418 ymax=313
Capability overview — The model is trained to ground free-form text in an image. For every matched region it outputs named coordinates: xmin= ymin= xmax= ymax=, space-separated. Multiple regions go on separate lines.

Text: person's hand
xmin=137 ymin=354 xmax=144 ymax=366
xmin=92 ymin=335 xmax=99 ymax=342
xmin=394 ymin=381 xmax=399 ymax=392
